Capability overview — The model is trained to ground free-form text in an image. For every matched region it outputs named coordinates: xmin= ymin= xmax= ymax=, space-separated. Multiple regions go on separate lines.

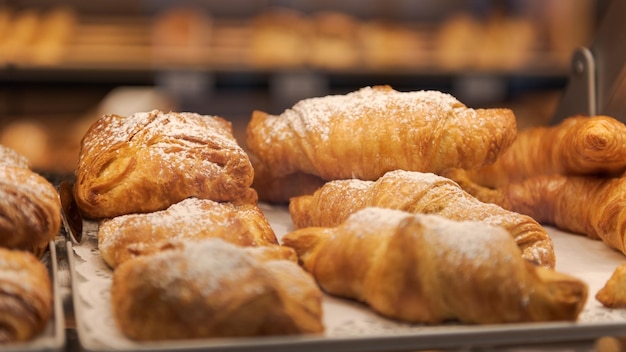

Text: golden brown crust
xmin=466 ymin=115 xmax=626 ymax=188
xmin=111 ymin=239 xmax=324 ymax=341
xmin=0 ymin=165 xmax=61 ymax=257
xmin=446 ymin=169 xmax=626 ymax=256
xmin=249 ymin=153 xmax=325 ymax=204
xmin=98 ymin=197 xmax=279 ymax=268
xmin=246 ymin=86 xmax=517 ymax=181
xmin=0 ymin=248 xmax=52 ymax=343
xmin=596 ymin=263 xmax=626 ymax=308
xmin=0 ymin=144 xmax=31 ymax=169
xmin=283 ymin=208 xmax=587 ymax=324
xmin=74 ymin=110 xmax=256 ymax=219
xmin=290 ymin=169 xmax=555 ymax=268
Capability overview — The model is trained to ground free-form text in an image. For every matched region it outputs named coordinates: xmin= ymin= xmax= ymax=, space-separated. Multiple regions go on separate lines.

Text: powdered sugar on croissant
xmin=246 ymin=85 xmax=517 ymax=180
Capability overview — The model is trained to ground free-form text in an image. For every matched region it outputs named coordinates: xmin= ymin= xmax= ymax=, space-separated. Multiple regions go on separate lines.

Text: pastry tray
xmin=4 ymin=239 xmax=66 ymax=352
xmin=69 ymin=203 xmax=626 ymax=352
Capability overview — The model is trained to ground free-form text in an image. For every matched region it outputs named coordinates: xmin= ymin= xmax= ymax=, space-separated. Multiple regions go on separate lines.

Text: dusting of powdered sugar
xmin=337 ymin=207 xmax=514 ymax=265
xmin=140 ymin=239 xmax=258 ymax=300
xmin=381 ymin=169 xmax=521 ymax=225
xmin=0 ymin=145 xmax=30 ymax=169
xmin=384 ymin=169 xmax=449 ymax=185
xmin=78 ymin=110 xmax=245 ymax=178
xmin=264 ymin=86 xmax=465 ymax=143
xmin=416 ymin=214 xmax=512 ymax=264
xmin=343 ymin=207 xmax=413 ymax=236
xmin=98 ymin=197 xmax=270 ymax=250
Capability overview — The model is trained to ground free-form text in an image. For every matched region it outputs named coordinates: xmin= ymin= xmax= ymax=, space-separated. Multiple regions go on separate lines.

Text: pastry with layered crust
xmin=290 ymin=169 xmax=555 ymax=268
xmin=98 ymin=197 xmax=278 ymax=268
xmin=246 ymin=85 xmax=517 ymax=181
xmin=0 ymin=247 xmax=52 ymax=343
xmin=465 ymin=115 xmax=626 ymax=188
xmin=283 ymin=208 xmax=587 ymax=324
xmin=0 ymin=145 xmax=60 ymax=257
xmin=111 ymin=238 xmax=324 ymax=340
xmin=74 ymin=110 xmax=256 ymax=219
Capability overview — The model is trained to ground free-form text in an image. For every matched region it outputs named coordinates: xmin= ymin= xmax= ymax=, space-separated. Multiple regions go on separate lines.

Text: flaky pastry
xmin=74 ymin=110 xmax=256 ymax=219
xmin=111 ymin=238 xmax=324 ymax=340
xmin=283 ymin=208 xmax=587 ymax=324
xmin=290 ymin=169 xmax=555 ymax=268
xmin=445 ymin=169 xmax=626 ymax=257
xmin=0 ymin=165 xmax=61 ymax=257
xmin=246 ymin=85 xmax=517 ymax=181
xmin=465 ymin=115 xmax=626 ymax=187
xmin=597 ymin=263 xmax=626 ymax=308
xmin=0 ymin=248 xmax=52 ymax=343
xmin=98 ymin=197 xmax=278 ymax=268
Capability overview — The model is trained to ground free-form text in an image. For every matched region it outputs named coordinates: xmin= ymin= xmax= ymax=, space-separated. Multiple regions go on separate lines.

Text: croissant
xmin=98 ymin=197 xmax=279 ymax=268
xmin=111 ymin=238 xmax=324 ymax=340
xmin=290 ymin=169 xmax=555 ymax=268
xmin=74 ymin=110 xmax=256 ymax=219
xmin=283 ymin=208 xmax=587 ymax=324
xmin=246 ymin=85 xmax=517 ymax=181
xmin=465 ymin=115 xmax=626 ymax=188
xmin=0 ymin=165 xmax=61 ymax=257
xmin=0 ymin=248 xmax=52 ymax=343
xmin=444 ymin=169 xmax=626 ymax=256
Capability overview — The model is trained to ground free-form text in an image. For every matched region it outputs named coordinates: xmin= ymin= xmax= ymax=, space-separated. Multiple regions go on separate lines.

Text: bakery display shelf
xmin=0 ymin=10 xmax=570 ymax=82
xmin=67 ymin=203 xmax=626 ymax=352
xmin=4 ymin=238 xmax=66 ymax=352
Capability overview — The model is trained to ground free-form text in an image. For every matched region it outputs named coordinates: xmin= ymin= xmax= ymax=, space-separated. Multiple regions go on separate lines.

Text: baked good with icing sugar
xmin=290 ymin=169 xmax=555 ymax=268
xmin=246 ymin=85 xmax=517 ymax=181
xmin=0 ymin=144 xmax=31 ymax=169
xmin=0 ymin=247 xmax=52 ymax=343
xmin=0 ymin=146 xmax=61 ymax=257
xmin=74 ymin=110 xmax=256 ymax=219
xmin=98 ymin=197 xmax=279 ymax=268
xmin=111 ymin=238 xmax=324 ymax=340
xmin=283 ymin=207 xmax=587 ymax=324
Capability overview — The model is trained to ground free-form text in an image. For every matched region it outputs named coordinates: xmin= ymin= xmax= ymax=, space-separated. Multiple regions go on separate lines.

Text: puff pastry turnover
xmin=98 ymin=197 xmax=278 ymax=268
xmin=111 ymin=238 xmax=324 ymax=340
xmin=74 ymin=110 xmax=256 ymax=219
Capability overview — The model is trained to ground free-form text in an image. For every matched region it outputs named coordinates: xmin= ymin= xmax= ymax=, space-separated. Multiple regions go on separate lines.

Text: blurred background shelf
xmin=0 ymin=0 xmax=607 ymax=174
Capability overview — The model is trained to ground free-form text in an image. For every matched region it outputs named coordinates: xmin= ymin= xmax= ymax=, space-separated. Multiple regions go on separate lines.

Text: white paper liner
xmin=71 ymin=203 xmax=626 ymax=350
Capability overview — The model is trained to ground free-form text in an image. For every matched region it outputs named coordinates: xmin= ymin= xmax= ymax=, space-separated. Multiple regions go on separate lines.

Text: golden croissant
xmin=465 ymin=115 xmax=626 ymax=188
xmin=246 ymin=85 xmax=517 ymax=181
xmin=282 ymin=208 xmax=587 ymax=324
xmin=290 ymin=169 xmax=555 ymax=268
xmin=0 ymin=248 xmax=52 ymax=343
xmin=0 ymin=165 xmax=61 ymax=257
